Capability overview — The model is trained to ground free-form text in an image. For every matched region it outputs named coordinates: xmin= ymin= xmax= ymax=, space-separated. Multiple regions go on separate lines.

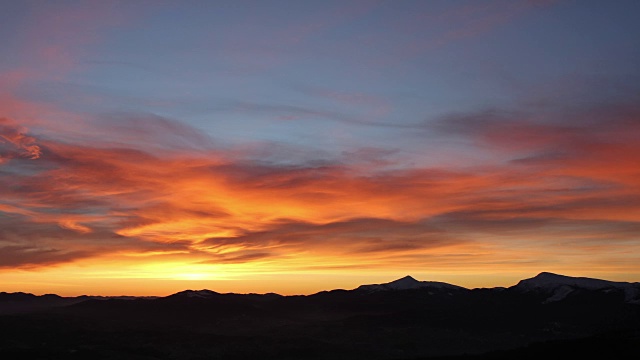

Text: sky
xmin=1 ymin=0 xmax=640 ymax=296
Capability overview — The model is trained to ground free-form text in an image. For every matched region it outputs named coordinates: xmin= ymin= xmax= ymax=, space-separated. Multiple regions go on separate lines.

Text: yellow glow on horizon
xmin=2 ymin=239 xmax=640 ymax=297
xmin=177 ymin=273 xmax=207 ymax=281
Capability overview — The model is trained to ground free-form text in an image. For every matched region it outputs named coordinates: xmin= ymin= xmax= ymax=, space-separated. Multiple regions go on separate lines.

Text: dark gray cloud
xmin=200 ymin=217 xmax=457 ymax=260
xmin=431 ymin=209 xmax=640 ymax=243
xmin=0 ymin=214 xmax=193 ymax=268
xmin=0 ymin=245 xmax=89 ymax=268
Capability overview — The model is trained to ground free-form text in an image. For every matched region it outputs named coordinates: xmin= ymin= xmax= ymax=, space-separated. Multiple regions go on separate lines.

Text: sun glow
xmin=175 ymin=273 xmax=208 ymax=281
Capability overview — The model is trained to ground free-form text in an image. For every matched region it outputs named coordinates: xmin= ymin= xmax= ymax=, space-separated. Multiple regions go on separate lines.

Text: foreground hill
xmin=1 ymin=272 xmax=639 ymax=359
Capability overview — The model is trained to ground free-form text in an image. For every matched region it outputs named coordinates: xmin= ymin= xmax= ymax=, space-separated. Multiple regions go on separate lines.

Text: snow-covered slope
xmin=513 ymin=272 xmax=640 ymax=304
xmin=356 ymin=275 xmax=466 ymax=292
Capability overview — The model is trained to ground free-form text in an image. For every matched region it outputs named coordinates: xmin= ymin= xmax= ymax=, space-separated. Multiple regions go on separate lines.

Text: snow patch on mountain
xmin=542 ymin=285 xmax=574 ymax=304
xmin=514 ymin=272 xmax=640 ymax=304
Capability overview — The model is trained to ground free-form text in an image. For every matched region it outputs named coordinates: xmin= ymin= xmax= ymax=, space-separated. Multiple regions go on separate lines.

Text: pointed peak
xmin=385 ymin=275 xmax=421 ymax=289
xmin=394 ymin=275 xmax=418 ymax=282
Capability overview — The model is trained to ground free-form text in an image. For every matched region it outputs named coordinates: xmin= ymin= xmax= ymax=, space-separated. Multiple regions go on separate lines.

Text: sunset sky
xmin=1 ymin=0 xmax=640 ymax=296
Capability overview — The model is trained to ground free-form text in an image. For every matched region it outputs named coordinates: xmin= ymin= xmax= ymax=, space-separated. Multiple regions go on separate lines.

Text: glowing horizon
xmin=1 ymin=0 xmax=639 ymax=296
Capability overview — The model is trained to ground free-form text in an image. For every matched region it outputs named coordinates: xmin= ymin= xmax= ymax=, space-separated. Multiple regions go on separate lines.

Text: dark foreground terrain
xmin=1 ymin=272 xmax=639 ymax=359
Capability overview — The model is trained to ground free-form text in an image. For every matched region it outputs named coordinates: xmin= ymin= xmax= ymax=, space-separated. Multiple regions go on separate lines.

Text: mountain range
xmin=1 ymin=272 xmax=639 ymax=359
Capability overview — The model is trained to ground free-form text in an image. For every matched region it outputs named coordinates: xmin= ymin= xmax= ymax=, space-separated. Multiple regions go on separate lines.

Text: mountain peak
xmin=172 ymin=289 xmax=220 ymax=299
xmin=534 ymin=272 xmax=565 ymax=279
xmin=357 ymin=275 xmax=465 ymax=292
xmin=513 ymin=272 xmax=640 ymax=303
xmin=399 ymin=275 xmax=417 ymax=280
xmin=517 ymin=272 xmax=623 ymax=290
xmin=389 ymin=275 xmax=419 ymax=285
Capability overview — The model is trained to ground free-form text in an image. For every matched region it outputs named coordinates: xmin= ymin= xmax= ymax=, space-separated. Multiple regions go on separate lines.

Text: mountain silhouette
xmin=356 ymin=275 xmax=467 ymax=292
xmin=513 ymin=272 xmax=640 ymax=304
xmin=1 ymin=272 xmax=639 ymax=359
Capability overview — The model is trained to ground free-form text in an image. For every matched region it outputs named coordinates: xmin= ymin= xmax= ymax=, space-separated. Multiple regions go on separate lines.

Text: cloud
xmin=0 ymin=245 xmax=89 ymax=269
xmin=0 ymin=0 xmax=637 ymax=283
xmin=0 ymin=216 xmax=100 ymax=268
xmin=88 ymin=113 xmax=215 ymax=152
xmin=58 ymin=220 xmax=93 ymax=234
xmin=1 ymin=97 xmax=639 ymax=271
xmin=0 ymin=211 xmax=194 ymax=268
xmin=192 ymin=217 xmax=461 ymax=269
xmin=432 ymin=209 xmax=640 ymax=243
xmin=436 ymin=101 xmax=640 ymax=188
xmin=202 ymin=217 xmax=452 ymax=249
xmin=227 ymin=100 xmax=422 ymax=129
xmin=0 ymin=118 xmax=41 ymax=161
xmin=199 ymin=251 xmax=273 ymax=265
xmin=0 ymin=116 xmax=468 ymax=268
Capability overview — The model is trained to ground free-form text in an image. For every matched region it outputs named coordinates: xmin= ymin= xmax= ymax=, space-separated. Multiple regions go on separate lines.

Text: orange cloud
xmin=1 ymin=98 xmax=639 ymax=288
xmin=58 ymin=220 xmax=93 ymax=234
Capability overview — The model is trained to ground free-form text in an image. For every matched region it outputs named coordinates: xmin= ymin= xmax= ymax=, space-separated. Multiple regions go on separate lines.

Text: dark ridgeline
xmin=0 ymin=272 xmax=638 ymax=360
